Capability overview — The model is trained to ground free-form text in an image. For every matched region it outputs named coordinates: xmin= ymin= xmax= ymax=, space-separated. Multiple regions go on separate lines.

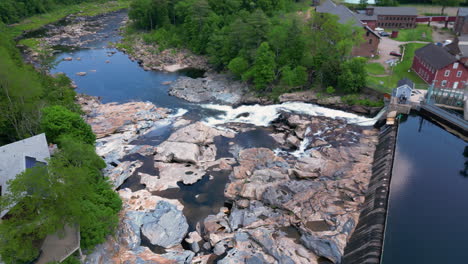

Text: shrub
xmin=228 ymin=57 xmax=249 ymax=78
xmin=41 ymin=105 xmax=95 ymax=145
xmin=326 ymin=86 xmax=335 ymax=94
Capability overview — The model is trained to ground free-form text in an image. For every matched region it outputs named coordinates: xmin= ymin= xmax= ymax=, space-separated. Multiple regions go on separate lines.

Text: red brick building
xmin=316 ymin=0 xmax=380 ymax=57
xmin=454 ymin=8 xmax=468 ymax=35
xmin=357 ymin=6 xmax=418 ymax=29
xmin=412 ymin=43 xmax=468 ymax=89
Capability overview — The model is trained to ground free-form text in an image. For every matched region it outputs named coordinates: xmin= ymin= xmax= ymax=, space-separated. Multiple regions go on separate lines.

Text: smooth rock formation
xmin=141 ymin=201 xmax=189 ymax=248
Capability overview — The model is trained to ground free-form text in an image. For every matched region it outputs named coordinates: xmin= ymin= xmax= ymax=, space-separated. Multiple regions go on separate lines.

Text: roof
xmin=0 ymin=133 xmax=50 ymax=218
xmin=415 ymin=43 xmax=458 ymax=70
xmin=458 ymin=8 xmax=468 ymax=17
xmin=356 ymin=6 xmax=417 ymax=20
xmin=316 ymin=0 xmax=380 ymax=39
xmin=445 ymin=36 xmax=468 ymax=58
xmin=356 ymin=11 xmax=377 ymax=21
xmin=373 ymin=6 xmax=418 ymax=16
xmin=397 ymin=78 xmax=414 ymax=89
xmin=316 ymin=0 xmax=363 ymax=27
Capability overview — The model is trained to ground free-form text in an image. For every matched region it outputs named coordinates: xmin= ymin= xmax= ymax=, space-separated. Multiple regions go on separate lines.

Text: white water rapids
xmin=201 ymin=102 xmax=386 ymax=127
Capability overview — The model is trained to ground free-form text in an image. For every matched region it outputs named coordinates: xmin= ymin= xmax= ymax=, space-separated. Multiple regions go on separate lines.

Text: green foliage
xmin=61 ymin=256 xmax=82 ymax=264
xmin=0 ymin=0 xmax=130 ymax=25
xmin=129 ymin=0 xmax=170 ymax=30
xmin=365 ymin=62 xmax=386 ymax=75
xmin=142 ymin=26 xmax=183 ymax=50
xmin=395 ymin=25 xmax=432 ymax=42
xmin=41 ymin=106 xmax=95 ymax=145
xmin=0 ymin=137 xmax=121 ymax=262
xmin=375 ymin=0 xmax=399 ymax=6
xmin=243 ymin=42 xmax=276 ymax=90
xmin=228 ymin=57 xmax=249 ymax=78
xmin=341 ymin=94 xmax=384 ymax=107
xmin=338 ymin=57 xmax=367 ymax=93
xmin=326 ymin=86 xmax=335 ymax=94
xmin=280 ymin=65 xmax=308 ymax=88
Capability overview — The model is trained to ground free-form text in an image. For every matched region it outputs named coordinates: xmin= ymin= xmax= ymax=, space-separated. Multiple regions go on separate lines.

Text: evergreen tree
xmin=244 ymin=42 xmax=276 ymax=90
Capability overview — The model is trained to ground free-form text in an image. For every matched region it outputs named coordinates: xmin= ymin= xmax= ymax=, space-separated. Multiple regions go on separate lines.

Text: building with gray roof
xmin=0 ymin=133 xmax=50 ymax=218
xmin=357 ymin=6 xmax=418 ymax=29
xmin=315 ymin=0 xmax=380 ymax=57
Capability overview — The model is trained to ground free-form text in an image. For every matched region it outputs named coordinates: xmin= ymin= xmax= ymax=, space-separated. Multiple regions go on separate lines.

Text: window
xmin=366 ymin=31 xmax=370 ymax=37
xmin=444 ymin=70 xmax=450 ymax=77
xmin=453 ymin=62 xmax=459 ymax=69
xmin=441 ymin=80 xmax=447 ymax=86
xmin=457 ymin=70 xmax=462 ymax=77
xmin=369 ymin=39 xmax=373 ymax=44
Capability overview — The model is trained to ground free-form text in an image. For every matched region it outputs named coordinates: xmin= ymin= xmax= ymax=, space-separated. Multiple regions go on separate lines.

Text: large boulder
xmin=155 ymin=141 xmax=200 ymax=164
xmin=167 ymin=122 xmax=234 ymax=144
xmin=141 ymin=201 xmax=189 ymax=248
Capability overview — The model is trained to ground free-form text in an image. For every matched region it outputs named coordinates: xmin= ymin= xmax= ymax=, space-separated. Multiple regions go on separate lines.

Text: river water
xmin=41 ymin=9 xmax=468 ymax=261
xmin=381 ymin=114 xmax=468 ymax=264
xmin=47 ymin=9 xmax=382 ymax=239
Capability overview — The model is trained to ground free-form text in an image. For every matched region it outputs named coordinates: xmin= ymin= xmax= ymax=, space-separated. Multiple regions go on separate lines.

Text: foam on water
xmin=202 ymin=102 xmax=385 ymax=127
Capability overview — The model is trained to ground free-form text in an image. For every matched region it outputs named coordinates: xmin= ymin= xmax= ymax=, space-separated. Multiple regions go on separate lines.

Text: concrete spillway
xmin=342 ymin=125 xmax=398 ymax=264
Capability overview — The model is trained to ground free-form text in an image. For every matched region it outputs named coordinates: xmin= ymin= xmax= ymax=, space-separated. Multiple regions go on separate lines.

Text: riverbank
xmin=78 ymin=94 xmax=380 ymax=263
xmin=6 ymin=0 xmax=130 ymax=38
xmin=13 ymin=9 xmax=386 ymax=263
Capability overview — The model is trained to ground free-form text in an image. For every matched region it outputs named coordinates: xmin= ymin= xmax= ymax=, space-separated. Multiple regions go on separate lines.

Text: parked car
xmin=390 ymin=51 xmax=402 ymax=57
xmin=379 ymin=31 xmax=390 ymax=37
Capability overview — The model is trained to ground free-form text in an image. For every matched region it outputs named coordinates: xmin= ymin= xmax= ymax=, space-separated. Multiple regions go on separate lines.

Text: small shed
xmin=393 ymin=78 xmax=414 ymax=101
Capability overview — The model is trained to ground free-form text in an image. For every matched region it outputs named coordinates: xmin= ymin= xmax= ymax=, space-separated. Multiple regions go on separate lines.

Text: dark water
xmin=152 ymin=170 xmax=230 ymax=231
xmin=381 ymin=114 xmax=468 ymax=264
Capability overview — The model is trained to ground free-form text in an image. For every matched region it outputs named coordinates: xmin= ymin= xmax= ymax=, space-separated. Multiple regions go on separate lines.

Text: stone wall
xmin=341 ymin=125 xmax=398 ymax=264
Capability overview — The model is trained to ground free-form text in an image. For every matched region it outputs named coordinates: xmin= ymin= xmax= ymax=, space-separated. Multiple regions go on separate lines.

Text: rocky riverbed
xmin=20 ymin=9 xmax=382 ymax=264
xmin=78 ymin=95 xmax=378 ymax=264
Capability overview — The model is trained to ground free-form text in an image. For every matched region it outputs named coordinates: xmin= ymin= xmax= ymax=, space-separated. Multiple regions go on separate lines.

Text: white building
xmin=0 ymin=133 xmax=50 ymax=218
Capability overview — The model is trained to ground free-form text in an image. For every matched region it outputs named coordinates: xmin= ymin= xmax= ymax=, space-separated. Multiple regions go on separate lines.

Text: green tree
xmin=40 ymin=105 xmax=96 ymax=145
xmin=358 ymin=0 xmax=368 ymax=9
xmin=243 ymin=42 xmax=276 ymax=90
xmin=228 ymin=56 xmax=249 ymax=78
xmin=0 ymin=137 xmax=121 ymax=262
xmin=280 ymin=65 xmax=308 ymax=89
xmin=337 ymin=57 xmax=367 ymax=93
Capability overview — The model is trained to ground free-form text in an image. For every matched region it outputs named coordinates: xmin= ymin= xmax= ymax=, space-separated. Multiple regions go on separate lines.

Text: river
xmin=381 ymin=114 xmax=468 ymax=264
xmin=33 ymin=8 xmax=468 ymax=262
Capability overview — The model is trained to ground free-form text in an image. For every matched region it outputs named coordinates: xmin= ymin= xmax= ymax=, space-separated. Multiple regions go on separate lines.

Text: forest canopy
xmin=128 ymin=0 xmax=367 ymax=94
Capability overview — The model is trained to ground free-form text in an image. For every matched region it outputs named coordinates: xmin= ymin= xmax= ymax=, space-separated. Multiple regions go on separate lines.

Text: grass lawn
xmin=367 ymin=43 xmax=428 ymax=93
xmin=6 ymin=0 xmax=130 ymax=38
xmin=395 ymin=25 xmax=433 ymax=42
xmin=366 ymin=63 xmax=386 ymax=75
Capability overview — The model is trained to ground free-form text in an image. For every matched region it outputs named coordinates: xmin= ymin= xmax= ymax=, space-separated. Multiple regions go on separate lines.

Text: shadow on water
xmin=118 ymin=153 xmax=158 ymax=192
xmin=152 ymin=170 xmax=230 ymax=231
xmin=176 ymin=68 xmax=206 ymax=79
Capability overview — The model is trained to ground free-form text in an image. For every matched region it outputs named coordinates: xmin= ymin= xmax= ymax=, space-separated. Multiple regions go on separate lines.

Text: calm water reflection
xmin=382 ymin=114 xmax=468 ymax=264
